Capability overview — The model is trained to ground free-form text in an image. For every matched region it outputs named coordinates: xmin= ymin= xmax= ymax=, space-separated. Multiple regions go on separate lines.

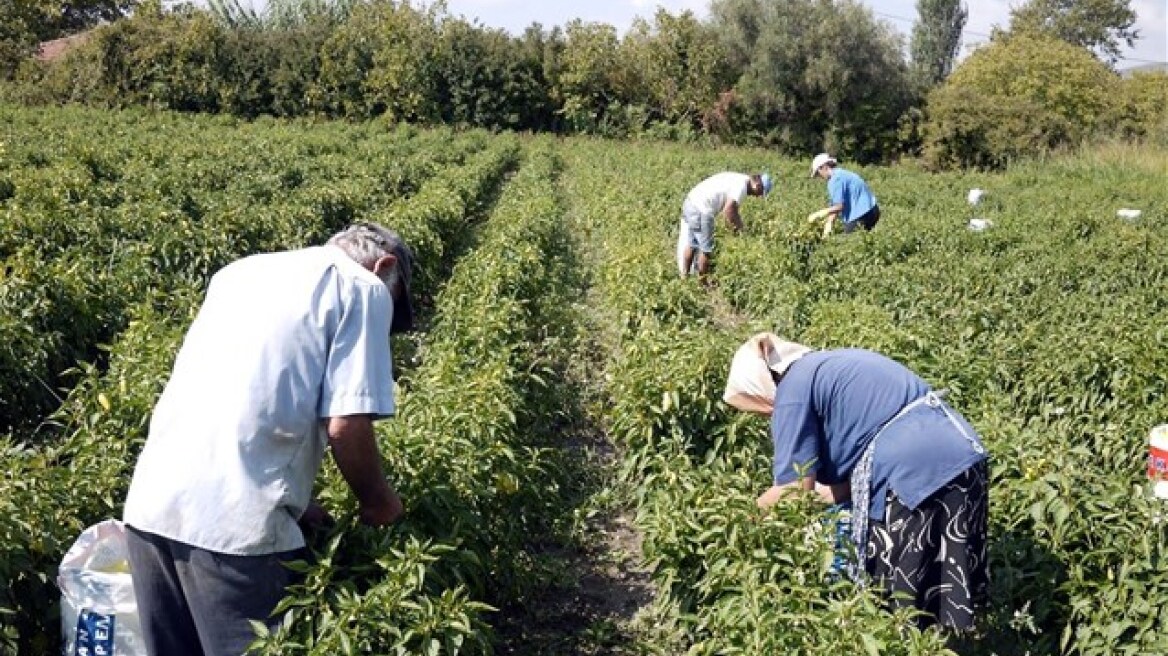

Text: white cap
xmin=968 ymin=189 xmax=985 ymax=205
xmin=810 ymin=153 xmax=836 ymax=177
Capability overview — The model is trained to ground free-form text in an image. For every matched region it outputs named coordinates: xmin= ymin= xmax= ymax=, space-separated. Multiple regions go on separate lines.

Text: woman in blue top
xmin=807 ymin=153 xmax=881 ymax=235
xmin=724 ymin=333 xmax=989 ymax=630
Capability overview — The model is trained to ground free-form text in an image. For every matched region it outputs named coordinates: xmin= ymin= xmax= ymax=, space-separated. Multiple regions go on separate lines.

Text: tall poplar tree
xmin=910 ymin=0 xmax=967 ymax=87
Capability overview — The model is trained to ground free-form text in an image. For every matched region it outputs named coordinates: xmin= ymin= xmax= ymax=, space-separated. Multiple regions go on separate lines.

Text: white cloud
xmin=629 ymin=0 xmax=708 ymax=13
xmin=1129 ymin=0 xmax=1167 ymax=62
xmin=441 ymin=0 xmax=521 ymax=6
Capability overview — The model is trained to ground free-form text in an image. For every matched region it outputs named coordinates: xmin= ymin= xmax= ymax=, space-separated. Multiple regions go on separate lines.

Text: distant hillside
xmin=1121 ymin=62 xmax=1168 ymax=78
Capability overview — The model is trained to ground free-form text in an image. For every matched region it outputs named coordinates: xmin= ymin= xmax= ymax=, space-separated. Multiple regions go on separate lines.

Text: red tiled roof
xmin=34 ymin=31 xmax=93 ymax=62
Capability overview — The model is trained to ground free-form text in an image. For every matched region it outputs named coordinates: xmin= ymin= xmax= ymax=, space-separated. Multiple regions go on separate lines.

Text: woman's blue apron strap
xmin=846 ymin=389 xmax=949 ymax=583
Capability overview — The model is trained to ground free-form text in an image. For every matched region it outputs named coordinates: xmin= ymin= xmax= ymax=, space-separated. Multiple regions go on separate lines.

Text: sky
xmin=440 ymin=0 xmax=1168 ymax=69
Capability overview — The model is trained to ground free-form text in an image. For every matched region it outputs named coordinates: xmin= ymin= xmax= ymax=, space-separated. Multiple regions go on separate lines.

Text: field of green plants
xmin=1 ymin=104 xmax=1165 ymax=655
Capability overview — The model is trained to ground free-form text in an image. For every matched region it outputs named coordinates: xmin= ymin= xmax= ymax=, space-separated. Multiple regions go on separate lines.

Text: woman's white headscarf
xmin=723 ymin=332 xmax=812 ymax=414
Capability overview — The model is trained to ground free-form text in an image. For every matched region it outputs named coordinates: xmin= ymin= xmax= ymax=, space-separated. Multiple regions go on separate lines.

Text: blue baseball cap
xmin=761 ymin=173 xmax=774 ymax=197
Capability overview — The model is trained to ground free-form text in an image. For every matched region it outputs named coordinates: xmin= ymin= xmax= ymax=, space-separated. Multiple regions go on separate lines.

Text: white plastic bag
xmin=58 ymin=519 xmax=145 ymax=656
xmin=676 ymin=222 xmax=698 ymax=276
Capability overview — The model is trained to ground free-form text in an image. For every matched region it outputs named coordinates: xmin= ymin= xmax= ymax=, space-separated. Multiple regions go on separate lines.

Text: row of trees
xmin=1 ymin=0 xmax=1164 ymax=168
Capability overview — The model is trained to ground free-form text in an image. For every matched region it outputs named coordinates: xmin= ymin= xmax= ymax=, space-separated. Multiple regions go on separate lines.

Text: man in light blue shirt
xmin=124 ymin=223 xmax=415 ymax=656
xmin=808 ymin=153 xmax=880 ymax=234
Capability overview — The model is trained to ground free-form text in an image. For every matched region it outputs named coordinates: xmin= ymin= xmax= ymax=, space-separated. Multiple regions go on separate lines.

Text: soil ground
xmin=492 ymin=434 xmax=655 ymax=656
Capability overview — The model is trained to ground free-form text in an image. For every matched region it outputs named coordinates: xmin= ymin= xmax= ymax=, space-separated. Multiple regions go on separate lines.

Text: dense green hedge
xmin=6 ymin=4 xmax=1163 ymax=169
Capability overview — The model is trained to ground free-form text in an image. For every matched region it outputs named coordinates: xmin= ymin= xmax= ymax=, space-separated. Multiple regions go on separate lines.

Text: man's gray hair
xmin=328 ymin=222 xmax=417 ymax=333
xmin=328 ymin=223 xmax=402 ymax=269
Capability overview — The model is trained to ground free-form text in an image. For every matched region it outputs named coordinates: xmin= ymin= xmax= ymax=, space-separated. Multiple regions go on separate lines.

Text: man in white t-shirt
xmin=677 ymin=171 xmax=773 ymax=280
xmin=122 ymin=222 xmax=415 ymax=656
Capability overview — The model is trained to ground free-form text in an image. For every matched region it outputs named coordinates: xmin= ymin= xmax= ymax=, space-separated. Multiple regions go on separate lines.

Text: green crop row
xmin=560 ymin=139 xmax=954 ymax=654
xmin=561 ymin=136 xmax=1166 ymax=654
xmin=248 ymin=141 xmax=584 ymax=654
xmin=0 ymin=104 xmax=491 ymax=434
xmin=714 ymin=152 xmax=1168 ymax=654
xmin=0 ymin=111 xmax=521 ymax=653
xmin=0 ymin=107 xmax=480 ymax=263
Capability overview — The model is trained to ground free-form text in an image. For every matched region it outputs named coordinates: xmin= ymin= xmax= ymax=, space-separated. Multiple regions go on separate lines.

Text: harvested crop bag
xmin=58 ymin=519 xmax=145 ymax=656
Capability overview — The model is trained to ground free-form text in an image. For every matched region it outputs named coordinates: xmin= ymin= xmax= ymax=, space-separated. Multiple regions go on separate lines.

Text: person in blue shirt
xmin=807 ymin=153 xmax=880 ymax=235
xmin=723 ymin=333 xmax=988 ymax=630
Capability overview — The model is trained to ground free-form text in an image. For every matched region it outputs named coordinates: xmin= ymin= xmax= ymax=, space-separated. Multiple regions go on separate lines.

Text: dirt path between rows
xmin=493 ymin=146 xmax=758 ymax=656
xmin=493 ymin=434 xmax=654 ymax=655
xmin=492 ymin=150 xmax=656 ymax=655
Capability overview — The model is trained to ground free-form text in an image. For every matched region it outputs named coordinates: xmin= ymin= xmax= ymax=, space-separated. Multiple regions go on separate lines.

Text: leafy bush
xmin=311 ymin=1 xmax=442 ymax=121
xmin=1114 ymin=71 xmax=1168 ymax=144
xmin=921 ymin=32 xmax=1120 ymax=169
xmin=9 ymin=3 xmax=229 ymax=111
xmin=921 ymin=85 xmax=1072 ymax=170
xmin=0 ymin=16 xmax=35 ymax=79
xmin=216 ymin=19 xmax=334 ymax=118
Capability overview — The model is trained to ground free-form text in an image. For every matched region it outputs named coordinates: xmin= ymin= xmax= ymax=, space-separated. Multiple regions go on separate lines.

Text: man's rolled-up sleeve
xmin=828 ymin=178 xmax=845 ymax=206
xmin=320 ymin=283 xmax=396 ymax=419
